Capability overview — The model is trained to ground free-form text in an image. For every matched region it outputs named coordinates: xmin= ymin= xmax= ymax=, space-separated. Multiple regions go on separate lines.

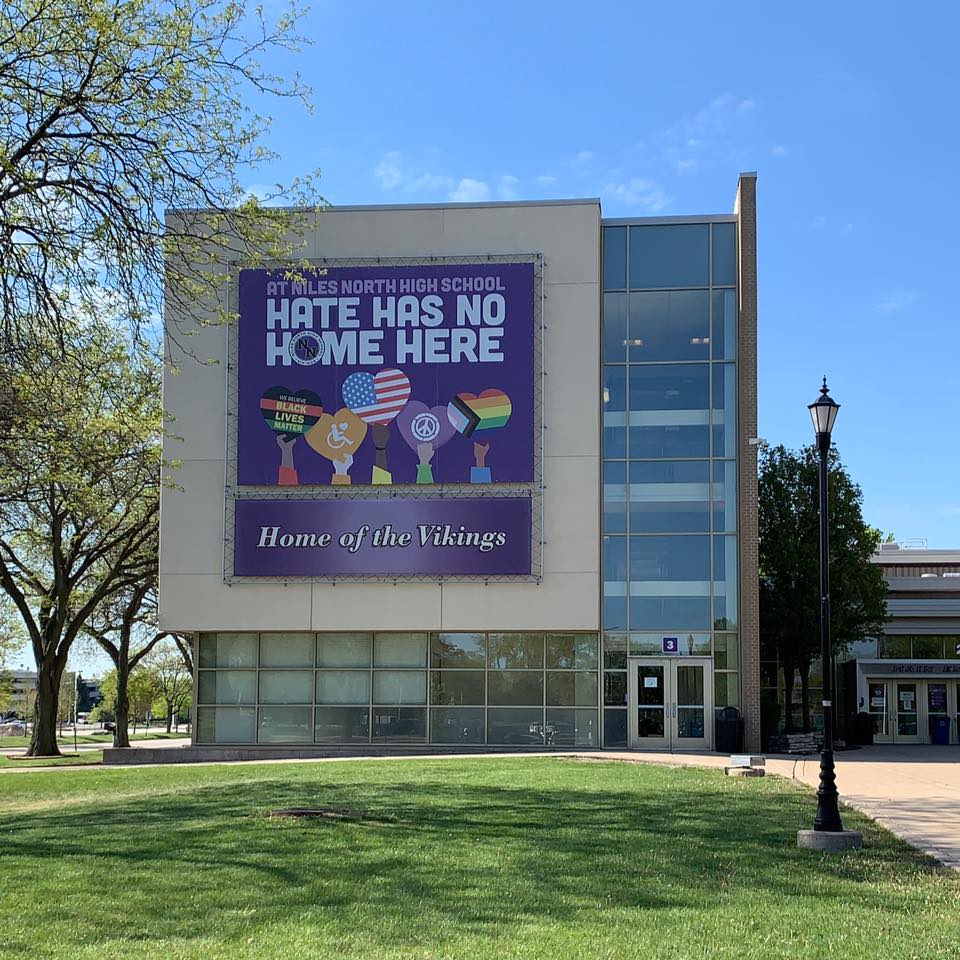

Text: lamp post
xmin=798 ymin=378 xmax=862 ymax=851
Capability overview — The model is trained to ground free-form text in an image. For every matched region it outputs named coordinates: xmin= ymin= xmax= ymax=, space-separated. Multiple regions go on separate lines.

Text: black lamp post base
xmin=798 ymin=829 xmax=863 ymax=852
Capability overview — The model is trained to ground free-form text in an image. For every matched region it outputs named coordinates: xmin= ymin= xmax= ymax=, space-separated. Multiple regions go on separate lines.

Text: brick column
xmin=735 ymin=173 xmax=761 ymax=752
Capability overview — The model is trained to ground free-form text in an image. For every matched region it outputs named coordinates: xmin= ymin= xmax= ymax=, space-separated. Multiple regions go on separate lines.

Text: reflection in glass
xmin=196 ymin=707 xmax=256 ymax=743
xmin=198 ymin=670 xmax=255 ymax=705
xmin=259 ymin=670 xmax=313 ymax=704
xmin=714 ymin=671 xmax=739 ymax=708
xmin=546 ymin=709 xmax=597 ymax=747
xmin=630 ymin=460 xmax=710 ymax=533
xmin=431 ymin=707 xmax=484 ymax=744
xmin=713 ymin=536 xmax=738 ymax=630
xmin=628 ymin=290 xmax=710 ymax=362
xmin=546 ymin=671 xmax=598 ymax=706
xmin=488 ymin=633 xmax=544 ymax=669
xmin=430 ymin=671 xmax=485 ymax=705
xmin=637 ymin=708 xmax=665 ymax=738
xmin=712 ymin=363 xmax=737 ymax=457
xmin=316 ymin=670 xmax=370 ymax=705
xmin=603 ymin=365 xmax=627 ymax=458
xmin=604 ymin=708 xmax=628 ymax=747
xmin=712 ymin=460 xmax=737 ymax=533
xmin=374 ymin=633 xmax=427 ymax=668
xmin=714 ymin=633 xmax=739 ymax=670
xmin=259 ymin=705 xmax=312 ymax=743
xmin=372 ymin=707 xmax=426 ymax=740
xmin=259 ymin=633 xmax=314 ymax=667
xmin=630 ymin=534 xmax=710 ymax=581
xmin=430 ymin=633 xmax=485 ymax=668
xmin=546 ymin=633 xmax=599 ymax=669
xmin=315 ymin=707 xmax=369 ymax=742
xmin=630 ymin=423 xmax=710 ymax=459
xmin=676 ymin=664 xmax=704 ymax=705
xmin=637 ymin=666 xmax=664 ymax=705
xmin=711 ymin=289 xmax=737 ymax=360
xmin=603 ymin=292 xmax=627 ymax=361
xmin=604 ymin=461 xmax=628 ymax=534
xmin=677 ymin=707 xmax=705 ymax=739
xmin=604 ymin=671 xmax=627 ymax=706
xmin=604 ymin=536 xmax=627 ymax=584
xmin=487 ymin=671 xmax=544 ymax=706
xmin=487 ymin=708 xmax=545 ymax=745
xmin=603 ymin=226 xmax=627 ymax=289
xmin=199 ymin=632 xmax=257 ymax=669
xmin=317 ymin=633 xmax=371 ymax=668
xmin=630 ymin=224 xmax=709 ymax=289
xmin=603 ymin=633 xmax=628 ymax=669
xmin=631 ymin=597 xmax=711 ymax=632
xmin=711 ymin=223 xmax=737 ymax=286
xmin=603 ymin=595 xmax=628 ymax=632
xmin=629 ymin=363 xmax=709 ymax=412
xmin=373 ymin=671 xmax=427 ymax=704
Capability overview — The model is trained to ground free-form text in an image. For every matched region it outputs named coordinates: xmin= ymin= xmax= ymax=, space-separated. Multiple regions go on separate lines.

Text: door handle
xmin=671 ymin=703 xmax=677 ymax=718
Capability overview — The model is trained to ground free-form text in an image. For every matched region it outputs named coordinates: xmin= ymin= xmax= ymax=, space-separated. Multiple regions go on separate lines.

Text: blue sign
xmin=662 ymin=637 xmax=679 ymax=654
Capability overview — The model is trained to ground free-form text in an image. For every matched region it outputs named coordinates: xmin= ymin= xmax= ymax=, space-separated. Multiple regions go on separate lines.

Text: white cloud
xmin=449 ymin=178 xmax=490 ymax=202
xmin=576 ymin=150 xmax=594 ymax=163
xmin=497 ymin=175 xmax=520 ymax=200
xmin=738 ymin=99 xmax=755 ymax=113
xmin=373 ymin=151 xmax=404 ymax=189
xmin=534 ymin=174 xmax=558 ymax=186
xmin=811 ymin=215 xmax=828 ymax=229
xmin=658 ymin=93 xmax=756 ymax=174
xmin=877 ymin=292 xmax=916 ymax=315
xmin=602 ymin=178 xmax=671 ymax=212
xmin=771 ymin=145 xmax=787 ymax=157
xmin=675 ymin=158 xmax=699 ymax=174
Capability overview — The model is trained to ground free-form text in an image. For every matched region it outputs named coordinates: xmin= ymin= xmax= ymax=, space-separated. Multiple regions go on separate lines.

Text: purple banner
xmin=236 ymin=263 xmax=535 ymax=487
xmin=233 ymin=497 xmax=532 ymax=577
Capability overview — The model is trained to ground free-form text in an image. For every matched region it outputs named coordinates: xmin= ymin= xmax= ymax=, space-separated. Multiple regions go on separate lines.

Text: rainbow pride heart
xmin=259 ymin=387 xmax=323 ymax=436
xmin=447 ymin=389 xmax=512 ymax=437
xmin=396 ymin=401 xmax=456 ymax=452
xmin=342 ymin=368 xmax=411 ymax=424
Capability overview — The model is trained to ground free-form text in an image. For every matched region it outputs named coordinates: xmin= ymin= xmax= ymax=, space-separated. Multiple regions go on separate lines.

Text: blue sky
xmin=238 ymin=1 xmax=960 ymax=548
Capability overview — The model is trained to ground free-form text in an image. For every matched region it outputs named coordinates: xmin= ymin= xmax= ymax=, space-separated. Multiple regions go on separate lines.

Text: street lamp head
xmin=808 ymin=376 xmax=840 ymax=439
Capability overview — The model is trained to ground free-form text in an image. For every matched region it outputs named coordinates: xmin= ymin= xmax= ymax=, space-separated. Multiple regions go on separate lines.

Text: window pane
xmin=259 ymin=705 xmax=312 ymax=743
xmin=316 ymin=670 xmax=370 ymax=705
xmin=630 ymin=224 xmax=709 ymax=289
xmin=604 ymin=708 xmax=628 ymax=747
xmin=372 ymin=707 xmax=425 ymax=741
xmin=630 ymin=363 xmax=709 ymax=411
xmin=713 ymin=535 xmax=738 ymax=630
xmin=912 ymin=636 xmax=942 ymax=659
xmin=712 ymin=461 xmax=737 ymax=533
xmin=714 ymin=633 xmax=740 ymax=670
xmin=630 ymin=424 xmax=709 ymax=459
xmin=604 ymin=226 xmax=627 ymax=289
xmin=373 ymin=671 xmax=427 ymax=704
xmin=259 ymin=670 xmax=313 ymax=704
xmin=487 ymin=708 xmax=545 ymax=745
xmin=603 ymin=461 xmax=627 ymax=534
xmin=711 ymin=289 xmax=736 ymax=361
xmin=430 ymin=633 xmax=485 ymax=668
xmin=711 ymin=223 xmax=737 ymax=286
xmin=715 ymin=672 xmax=740 ymax=708
xmin=604 ymin=671 xmax=627 ymax=706
xmin=317 ymin=633 xmax=371 ymax=668
xmin=712 ymin=363 xmax=737 ymax=458
xmin=628 ymin=291 xmax=710 ymax=362
xmin=546 ymin=634 xmax=599 ymax=669
xmin=603 ymin=365 xmax=627 ymax=458
xmin=630 ymin=460 xmax=710 ymax=533
xmin=631 ymin=598 xmax=711 ymax=631
xmin=487 ymin=671 xmax=544 ymax=706
xmin=488 ymin=633 xmax=544 ymax=669
xmin=198 ymin=670 xmax=255 ymax=705
xmin=547 ymin=708 xmax=598 ymax=747
xmin=546 ymin=671 xmax=599 ymax=706
xmin=604 ymin=536 xmax=627 ymax=586
xmin=431 ymin=707 xmax=485 ymax=744
xmin=630 ymin=534 xmax=710 ymax=581
xmin=430 ymin=671 xmax=485 ymax=705
xmin=603 ymin=596 xmax=628 ymax=632
xmin=603 ymin=633 xmax=628 ymax=669
xmin=196 ymin=706 xmax=255 ymax=743
xmin=603 ymin=292 xmax=627 ymax=362
xmin=630 ymin=633 xmax=710 ymax=655
xmin=374 ymin=633 xmax=427 ymax=668
xmin=315 ymin=706 xmax=369 ymax=742
xmin=259 ymin=633 xmax=314 ymax=668
xmin=198 ymin=632 xmax=257 ymax=669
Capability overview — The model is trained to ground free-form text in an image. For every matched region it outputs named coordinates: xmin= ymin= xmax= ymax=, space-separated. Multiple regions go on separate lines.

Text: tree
xmin=0 ymin=0 xmax=320 ymax=358
xmin=0 ymin=323 xmax=160 ymax=755
xmin=83 ymin=580 xmax=167 ymax=747
xmin=143 ymin=645 xmax=191 ymax=733
xmin=100 ymin=665 xmax=157 ymax=735
xmin=759 ymin=444 xmax=888 ymax=733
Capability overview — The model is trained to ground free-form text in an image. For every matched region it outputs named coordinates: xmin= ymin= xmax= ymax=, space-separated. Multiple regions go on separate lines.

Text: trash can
xmin=931 ymin=716 xmax=951 ymax=746
xmin=715 ymin=706 xmax=744 ymax=753
xmin=854 ymin=711 xmax=874 ymax=746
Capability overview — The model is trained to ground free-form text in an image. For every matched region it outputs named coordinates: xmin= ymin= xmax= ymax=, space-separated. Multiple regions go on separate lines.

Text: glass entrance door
xmin=628 ymin=658 xmax=713 ymax=751
xmin=894 ymin=682 xmax=922 ymax=743
xmin=868 ymin=681 xmax=891 ymax=743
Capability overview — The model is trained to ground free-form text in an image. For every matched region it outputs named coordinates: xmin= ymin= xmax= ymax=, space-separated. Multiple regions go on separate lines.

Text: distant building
xmin=2 ymin=669 xmax=36 ymax=717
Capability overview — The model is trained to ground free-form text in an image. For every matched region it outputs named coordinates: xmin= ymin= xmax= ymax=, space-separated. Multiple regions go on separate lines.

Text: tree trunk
xmin=799 ymin=665 xmax=811 ymax=733
xmin=28 ymin=661 xmax=63 ymax=757
xmin=782 ymin=660 xmax=796 ymax=734
xmin=114 ymin=672 xmax=131 ymax=748
xmin=165 ymin=702 xmax=172 ymax=733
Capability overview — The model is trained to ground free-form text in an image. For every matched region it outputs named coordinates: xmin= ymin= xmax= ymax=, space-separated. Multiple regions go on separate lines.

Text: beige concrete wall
xmin=160 ymin=201 xmax=601 ymax=633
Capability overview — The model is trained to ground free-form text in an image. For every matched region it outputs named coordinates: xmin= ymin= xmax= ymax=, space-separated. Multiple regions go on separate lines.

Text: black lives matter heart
xmin=259 ymin=387 xmax=323 ymax=437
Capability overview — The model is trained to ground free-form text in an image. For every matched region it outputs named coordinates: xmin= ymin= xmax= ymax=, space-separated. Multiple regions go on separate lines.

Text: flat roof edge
xmin=166 ymin=198 xmax=602 ymax=215
xmin=601 ymin=214 xmax=738 ymax=225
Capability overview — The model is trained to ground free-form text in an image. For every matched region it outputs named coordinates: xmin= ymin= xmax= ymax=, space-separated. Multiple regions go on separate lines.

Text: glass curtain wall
xmin=602 ymin=221 xmax=740 ymax=747
xmin=196 ymin=631 xmax=599 ymax=746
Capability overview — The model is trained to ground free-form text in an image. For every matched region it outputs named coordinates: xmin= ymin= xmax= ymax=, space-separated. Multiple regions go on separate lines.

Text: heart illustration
xmin=259 ymin=387 xmax=323 ymax=436
xmin=447 ymin=389 xmax=512 ymax=437
xmin=341 ymin=368 xmax=411 ymax=424
xmin=396 ymin=401 xmax=457 ymax=453
xmin=304 ymin=408 xmax=368 ymax=461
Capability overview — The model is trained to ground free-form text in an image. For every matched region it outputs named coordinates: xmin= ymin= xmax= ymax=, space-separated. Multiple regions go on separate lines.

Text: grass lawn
xmin=0 ymin=731 xmax=189 ymax=749
xmin=0 ymin=758 xmax=956 ymax=960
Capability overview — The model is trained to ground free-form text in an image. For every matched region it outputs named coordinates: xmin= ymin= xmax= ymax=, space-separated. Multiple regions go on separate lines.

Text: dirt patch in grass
xmin=266 ymin=806 xmax=392 ymax=823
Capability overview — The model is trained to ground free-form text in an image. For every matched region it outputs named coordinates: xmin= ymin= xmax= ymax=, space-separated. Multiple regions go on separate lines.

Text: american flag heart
xmin=341 ymin=369 xmax=411 ymax=424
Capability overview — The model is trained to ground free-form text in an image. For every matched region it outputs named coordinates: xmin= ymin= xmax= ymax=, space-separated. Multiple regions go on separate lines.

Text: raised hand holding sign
xmin=342 ymin=368 xmax=411 ymax=484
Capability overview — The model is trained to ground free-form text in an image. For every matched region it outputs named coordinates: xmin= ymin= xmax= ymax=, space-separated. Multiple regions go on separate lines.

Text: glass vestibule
xmin=195 ymin=631 xmax=600 ymax=747
xmin=626 ymin=657 xmax=713 ymax=750
xmin=869 ymin=677 xmax=959 ymax=745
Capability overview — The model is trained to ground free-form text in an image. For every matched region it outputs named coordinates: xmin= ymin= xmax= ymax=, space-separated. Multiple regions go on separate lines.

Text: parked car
xmin=104 ymin=721 xmax=116 ymax=733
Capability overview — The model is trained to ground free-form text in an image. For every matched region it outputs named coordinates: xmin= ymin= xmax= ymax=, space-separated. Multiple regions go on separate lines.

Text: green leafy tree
xmin=759 ymin=444 xmax=888 ymax=733
xmin=0 ymin=324 xmax=160 ymax=756
xmin=100 ymin=665 xmax=158 ymax=734
xmin=143 ymin=643 xmax=192 ymax=733
xmin=0 ymin=0 xmax=320 ymax=357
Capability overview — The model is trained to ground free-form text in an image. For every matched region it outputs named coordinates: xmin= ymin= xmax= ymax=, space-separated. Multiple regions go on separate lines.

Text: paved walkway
xmin=2 ymin=743 xmax=957 ymax=869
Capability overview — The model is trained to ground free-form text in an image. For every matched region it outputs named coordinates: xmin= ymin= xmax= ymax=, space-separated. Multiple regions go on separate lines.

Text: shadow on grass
xmin=0 ymin=759 xmax=954 ymax=951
